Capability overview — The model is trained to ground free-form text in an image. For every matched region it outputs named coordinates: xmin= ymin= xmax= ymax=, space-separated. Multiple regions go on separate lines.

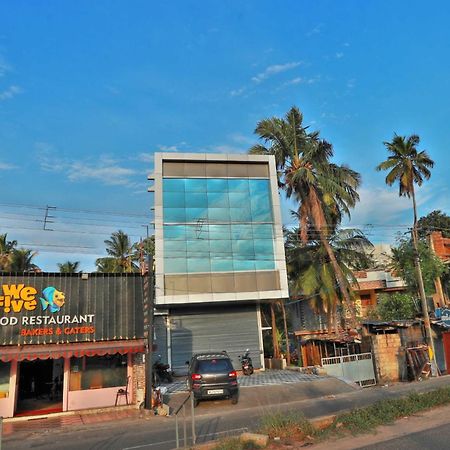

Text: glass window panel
xmin=186 ymin=239 xmax=210 ymax=257
xmin=230 ymin=208 xmax=252 ymax=222
xmin=233 ymin=259 xmax=256 ymax=271
xmin=164 ymin=178 xmax=185 ymax=192
xmin=163 ymin=191 xmax=185 ymax=208
xmin=249 ymin=179 xmax=270 ymax=196
xmin=165 ymin=257 xmax=187 ymax=273
xmin=208 ymin=208 xmax=230 ymax=222
xmin=254 ymin=239 xmax=274 ymax=258
xmin=255 ymin=260 xmax=275 ymax=270
xmin=251 ymin=203 xmax=273 ymax=222
xmin=0 ymin=362 xmax=10 ymax=396
xmin=209 ymin=239 xmax=232 ymax=257
xmin=164 ymin=225 xmax=187 ymax=240
xmin=207 ymin=224 xmax=231 ymax=240
xmin=207 ymin=192 xmax=229 ymax=208
xmin=187 ymin=258 xmax=211 ymax=273
xmin=185 ymin=192 xmax=208 ymax=208
xmin=185 ymin=178 xmax=207 ymax=192
xmin=232 ymin=239 xmax=255 ymax=258
xmin=252 ymin=224 xmax=274 ymax=239
xmin=228 ymin=179 xmax=249 ymax=193
xmin=206 ymin=178 xmax=228 ymax=192
xmin=164 ymin=240 xmax=187 ymax=257
xmin=230 ymin=224 xmax=253 ymax=240
xmin=185 ymin=207 xmax=208 ymax=222
xmin=164 ymin=208 xmax=186 ymax=223
xmin=228 ymin=192 xmax=248 ymax=207
xmin=211 ymin=257 xmax=234 ymax=272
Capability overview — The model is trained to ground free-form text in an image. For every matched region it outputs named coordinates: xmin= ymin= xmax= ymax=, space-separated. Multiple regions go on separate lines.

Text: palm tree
xmin=376 ymin=133 xmax=435 ymax=364
xmin=250 ymin=106 xmax=361 ymax=326
xmin=10 ymin=248 xmax=39 ymax=272
xmin=0 ymin=233 xmax=17 ymax=271
xmin=286 ymin=227 xmax=373 ymax=332
xmin=58 ymin=261 xmax=81 ymax=273
xmin=96 ymin=230 xmax=138 ymax=273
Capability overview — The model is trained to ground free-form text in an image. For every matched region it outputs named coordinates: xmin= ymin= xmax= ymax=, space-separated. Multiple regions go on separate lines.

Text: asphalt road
xmin=358 ymin=424 xmax=450 ymax=450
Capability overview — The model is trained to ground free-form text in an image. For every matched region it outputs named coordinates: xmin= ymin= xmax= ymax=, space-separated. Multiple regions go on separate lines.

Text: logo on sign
xmin=40 ymin=287 xmax=66 ymax=313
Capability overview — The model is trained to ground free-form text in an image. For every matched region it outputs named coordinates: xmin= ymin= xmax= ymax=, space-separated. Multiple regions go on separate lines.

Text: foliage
xmin=9 ymin=248 xmax=39 ymax=272
xmin=285 ymin=226 xmax=373 ymax=331
xmin=57 ymin=261 xmax=81 ymax=273
xmin=0 ymin=233 xmax=17 ymax=271
xmin=96 ymin=230 xmax=139 ymax=273
xmin=376 ymin=134 xmax=434 ymax=200
xmin=374 ymin=292 xmax=418 ymax=321
xmin=259 ymin=411 xmax=315 ymax=439
xmin=390 ymin=237 xmax=446 ymax=295
xmin=417 ymin=210 xmax=450 ymax=239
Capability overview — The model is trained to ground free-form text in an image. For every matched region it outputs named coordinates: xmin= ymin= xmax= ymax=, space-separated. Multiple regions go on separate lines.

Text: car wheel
xmin=193 ymin=398 xmax=200 ymax=408
xmin=231 ymin=394 xmax=239 ymax=405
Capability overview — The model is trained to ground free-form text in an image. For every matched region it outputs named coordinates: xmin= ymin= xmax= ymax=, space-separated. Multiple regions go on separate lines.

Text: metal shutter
xmin=170 ymin=305 xmax=261 ymax=374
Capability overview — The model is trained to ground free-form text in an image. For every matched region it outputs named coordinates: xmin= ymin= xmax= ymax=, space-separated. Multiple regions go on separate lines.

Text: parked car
xmin=186 ymin=351 xmax=239 ymax=407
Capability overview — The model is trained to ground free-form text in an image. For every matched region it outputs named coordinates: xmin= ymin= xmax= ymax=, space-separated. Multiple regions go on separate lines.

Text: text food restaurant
xmin=0 ymin=273 xmax=145 ymax=418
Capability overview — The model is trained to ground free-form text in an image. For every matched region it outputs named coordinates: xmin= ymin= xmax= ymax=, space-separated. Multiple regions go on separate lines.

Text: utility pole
xmin=143 ymin=254 xmax=154 ymax=409
xmin=411 ymin=227 xmax=438 ymax=374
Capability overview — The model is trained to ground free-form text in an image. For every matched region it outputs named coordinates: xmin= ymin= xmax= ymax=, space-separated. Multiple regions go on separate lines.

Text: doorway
xmin=16 ymin=358 xmax=64 ymax=416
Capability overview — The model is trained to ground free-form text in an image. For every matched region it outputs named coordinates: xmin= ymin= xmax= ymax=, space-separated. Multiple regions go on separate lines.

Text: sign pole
xmin=144 ymin=254 xmax=154 ymax=410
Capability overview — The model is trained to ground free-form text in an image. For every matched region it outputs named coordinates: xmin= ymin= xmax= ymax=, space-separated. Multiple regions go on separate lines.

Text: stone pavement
xmin=163 ymin=368 xmax=325 ymax=393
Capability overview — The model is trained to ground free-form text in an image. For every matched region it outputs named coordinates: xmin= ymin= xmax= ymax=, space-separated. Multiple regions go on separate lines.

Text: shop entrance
xmin=16 ymin=358 xmax=64 ymax=416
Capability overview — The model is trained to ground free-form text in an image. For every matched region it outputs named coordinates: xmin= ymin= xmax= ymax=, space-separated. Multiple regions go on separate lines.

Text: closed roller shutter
xmin=170 ymin=305 xmax=261 ymax=374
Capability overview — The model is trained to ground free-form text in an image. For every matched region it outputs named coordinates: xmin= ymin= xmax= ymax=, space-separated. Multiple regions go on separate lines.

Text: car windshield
xmin=197 ymin=359 xmax=232 ymax=373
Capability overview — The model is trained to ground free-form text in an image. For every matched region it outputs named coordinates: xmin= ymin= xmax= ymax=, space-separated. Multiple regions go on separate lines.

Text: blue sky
xmin=0 ymin=0 xmax=449 ymax=271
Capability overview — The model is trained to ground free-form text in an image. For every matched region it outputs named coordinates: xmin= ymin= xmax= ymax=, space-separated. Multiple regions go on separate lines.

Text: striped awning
xmin=0 ymin=339 xmax=146 ymax=362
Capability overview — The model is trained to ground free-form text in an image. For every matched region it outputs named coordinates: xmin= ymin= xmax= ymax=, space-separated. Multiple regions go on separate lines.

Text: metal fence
xmin=173 ymin=392 xmax=196 ymax=449
xmin=321 ymin=352 xmax=376 ymax=387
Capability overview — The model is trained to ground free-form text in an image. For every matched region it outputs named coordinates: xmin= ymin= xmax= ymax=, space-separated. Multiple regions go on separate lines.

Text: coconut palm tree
xmin=57 ymin=261 xmax=81 ymax=273
xmin=0 ymin=233 xmax=17 ymax=271
xmin=96 ymin=230 xmax=138 ymax=273
xmin=10 ymin=248 xmax=39 ymax=272
xmin=376 ymin=133 xmax=435 ymax=360
xmin=250 ymin=106 xmax=361 ymax=325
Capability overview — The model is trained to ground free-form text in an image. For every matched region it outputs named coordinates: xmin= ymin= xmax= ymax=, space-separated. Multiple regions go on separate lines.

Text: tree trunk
xmin=411 ymin=187 xmax=437 ymax=372
xmin=307 ymin=187 xmax=356 ymax=329
xmin=270 ymin=302 xmax=280 ymax=358
xmin=280 ymin=299 xmax=291 ymax=365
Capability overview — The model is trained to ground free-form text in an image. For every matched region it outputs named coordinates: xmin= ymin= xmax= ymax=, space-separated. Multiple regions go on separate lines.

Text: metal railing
xmin=174 ymin=392 xmax=196 ymax=449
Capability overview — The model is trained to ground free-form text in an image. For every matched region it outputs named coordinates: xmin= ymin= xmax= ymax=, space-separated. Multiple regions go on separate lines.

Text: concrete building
xmin=149 ymin=153 xmax=289 ymax=372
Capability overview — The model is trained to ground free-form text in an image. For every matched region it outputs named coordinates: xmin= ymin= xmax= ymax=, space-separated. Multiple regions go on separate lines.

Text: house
xmin=149 ymin=153 xmax=289 ymax=372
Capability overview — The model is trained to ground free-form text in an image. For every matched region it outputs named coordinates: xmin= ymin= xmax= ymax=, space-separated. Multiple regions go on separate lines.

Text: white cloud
xmin=306 ymin=24 xmax=323 ymax=37
xmin=252 ymin=62 xmax=302 ymax=83
xmin=137 ymin=153 xmax=154 ymax=163
xmin=210 ymin=144 xmax=246 ymax=154
xmin=283 ymin=75 xmax=320 ymax=87
xmin=230 ymin=87 xmax=246 ymax=97
xmin=347 ymin=78 xmax=356 ymax=89
xmin=0 ymin=161 xmax=16 ymax=170
xmin=335 ymin=52 xmax=344 ymax=59
xmin=0 ymin=56 xmax=11 ymax=77
xmin=0 ymin=85 xmax=23 ymax=101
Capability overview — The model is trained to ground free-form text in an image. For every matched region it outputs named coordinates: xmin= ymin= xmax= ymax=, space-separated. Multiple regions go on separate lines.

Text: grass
xmin=211 ymin=386 xmax=450 ymax=449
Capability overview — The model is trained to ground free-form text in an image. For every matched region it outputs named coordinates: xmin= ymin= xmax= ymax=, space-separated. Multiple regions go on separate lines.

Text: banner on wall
xmin=0 ymin=274 xmax=144 ymax=346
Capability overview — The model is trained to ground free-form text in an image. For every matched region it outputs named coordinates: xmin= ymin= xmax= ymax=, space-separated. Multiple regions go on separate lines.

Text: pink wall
xmin=68 ymin=385 xmax=126 ymax=410
xmin=0 ymin=360 xmax=17 ymax=418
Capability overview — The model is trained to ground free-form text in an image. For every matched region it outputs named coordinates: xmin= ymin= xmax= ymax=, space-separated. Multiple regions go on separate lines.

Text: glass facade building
xmin=153 ymin=153 xmax=289 ymax=305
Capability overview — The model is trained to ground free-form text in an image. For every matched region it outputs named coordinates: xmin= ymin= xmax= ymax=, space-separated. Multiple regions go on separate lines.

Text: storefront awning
xmin=0 ymin=339 xmax=146 ymax=362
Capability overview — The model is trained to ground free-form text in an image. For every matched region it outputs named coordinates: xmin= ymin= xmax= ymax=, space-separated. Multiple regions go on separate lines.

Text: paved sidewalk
xmin=164 ymin=369 xmax=325 ymax=393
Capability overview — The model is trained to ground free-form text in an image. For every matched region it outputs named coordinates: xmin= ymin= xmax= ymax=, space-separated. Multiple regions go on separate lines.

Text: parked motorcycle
xmin=239 ymin=349 xmax=254 ymax=376
xmin=153 ymin=355 xmax=174 ymax=384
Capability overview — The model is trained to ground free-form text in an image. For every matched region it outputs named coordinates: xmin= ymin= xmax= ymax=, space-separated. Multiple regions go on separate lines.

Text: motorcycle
xmin=153 ymin=355 xmax=174 ymax=384
xmin=239 ymin=349 xmax=254 ymax=376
